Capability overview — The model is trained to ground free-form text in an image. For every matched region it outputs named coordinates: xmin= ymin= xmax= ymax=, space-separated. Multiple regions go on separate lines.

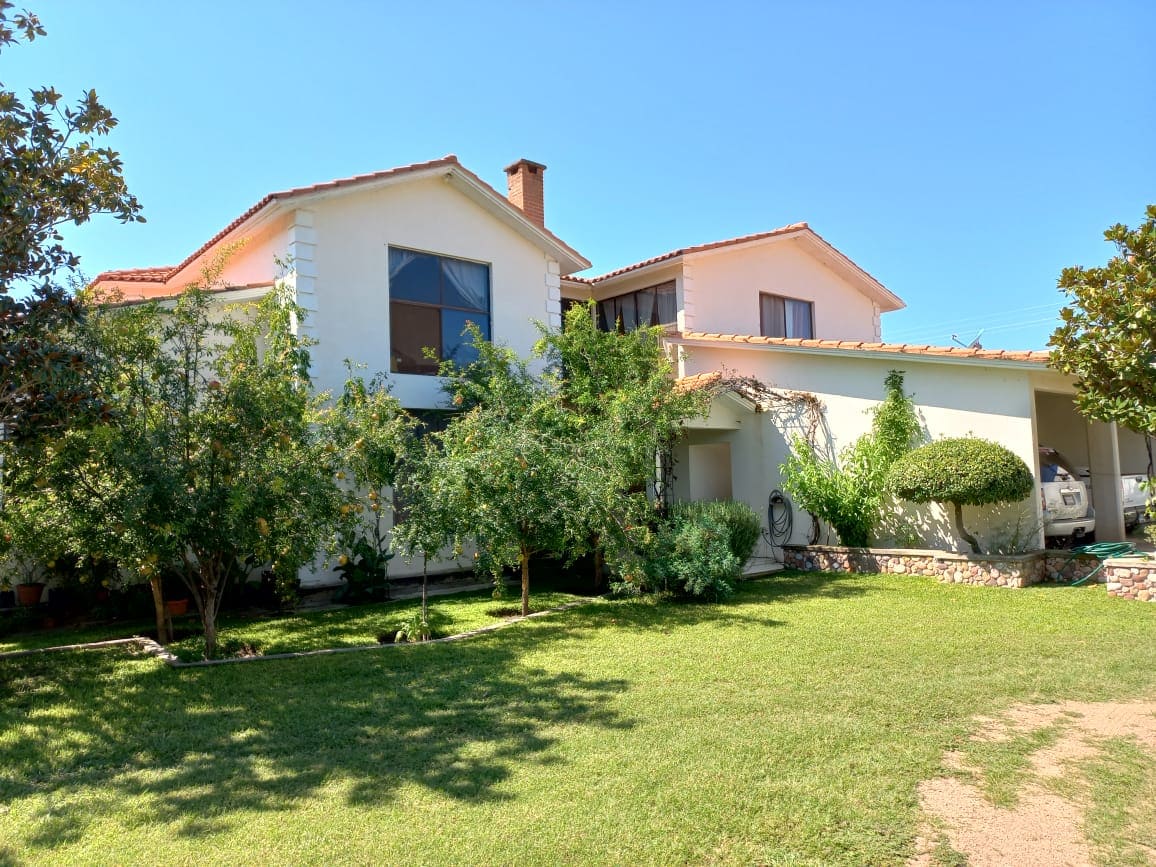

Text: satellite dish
xmin=951 ymin=329 xmax=984 ymax=349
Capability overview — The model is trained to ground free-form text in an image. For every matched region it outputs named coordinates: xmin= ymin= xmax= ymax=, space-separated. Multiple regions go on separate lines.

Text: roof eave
xmin=794 ymin=231 xmax=905 ymax=312
xmin=669 ymin=336 xmax=1048 ymax=370
xmin=443 ymin=169 xmax=591 ymax=274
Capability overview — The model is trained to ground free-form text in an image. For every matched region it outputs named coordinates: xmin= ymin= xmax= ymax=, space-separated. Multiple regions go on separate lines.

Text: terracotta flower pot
xmin=165 ymin=598 xmax=189 ymax=617
xmin=16 ymin=582 xmax=45 ymax=607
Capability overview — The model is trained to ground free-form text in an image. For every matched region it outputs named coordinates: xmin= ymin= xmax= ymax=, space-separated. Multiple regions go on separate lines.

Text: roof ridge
xmin=93 ymin=154 xmax=588 ymax=287
xmin=578 ymin=222 xmax=810 ymax=283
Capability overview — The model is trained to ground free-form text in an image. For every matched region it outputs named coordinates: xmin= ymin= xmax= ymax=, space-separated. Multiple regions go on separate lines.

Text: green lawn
xmin=1 ymin=571 xmax=1154 ymax=865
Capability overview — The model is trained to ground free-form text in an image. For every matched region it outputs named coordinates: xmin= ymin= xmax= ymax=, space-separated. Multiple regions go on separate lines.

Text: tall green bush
xmin=630 ymin=499 xmax=762 ymax=602
xmin=780 ymin=371 xmax=920 ymax=547
xmin=683 ymin=500 xmax=762 ymax=563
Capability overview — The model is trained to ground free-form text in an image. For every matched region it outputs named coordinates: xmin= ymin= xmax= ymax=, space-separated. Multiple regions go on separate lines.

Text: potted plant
xmin=16 ymin=579 xmax=45 ymax=606
xmin=162 ymin=569 xmax=190 ymax=618
xmin=164 ymin=597 xmax=189 ymax=617
xmin=9 ymin=548 xmax=46 ymax=606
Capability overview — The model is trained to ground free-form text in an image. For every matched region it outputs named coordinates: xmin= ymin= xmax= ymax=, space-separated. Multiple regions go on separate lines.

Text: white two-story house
xmin=94 ymin=155 xmax=1142 ymax=575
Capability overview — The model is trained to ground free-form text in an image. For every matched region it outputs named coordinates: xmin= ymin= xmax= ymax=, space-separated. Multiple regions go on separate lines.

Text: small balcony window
xmin=760 ymin=292 xmax=813 ymax=339
xmin=597 ymin=281 xmax=677 ymax=333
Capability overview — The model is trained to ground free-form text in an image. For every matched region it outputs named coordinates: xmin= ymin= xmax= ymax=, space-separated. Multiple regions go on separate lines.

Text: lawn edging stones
xmin=0 ymin=600 xmax=593 ymax=667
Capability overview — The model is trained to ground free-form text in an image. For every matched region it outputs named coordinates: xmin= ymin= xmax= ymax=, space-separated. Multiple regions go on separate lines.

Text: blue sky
xmin=15 ymin=0 xmax=1155 ymax=349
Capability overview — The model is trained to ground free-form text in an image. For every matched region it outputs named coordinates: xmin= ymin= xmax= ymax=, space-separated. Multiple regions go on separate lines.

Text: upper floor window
xmin=760 ymin=292 xmax=813 ymax=339
xmin=389 ymin=247 xmax=491 ymax=375
xmin=597 ymin=281 xmax=677 ymax=333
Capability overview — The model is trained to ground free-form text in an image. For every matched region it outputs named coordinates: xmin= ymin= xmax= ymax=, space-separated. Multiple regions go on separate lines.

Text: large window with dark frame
xmin=389 ymin=247 xmax=491 ymax=375
xmin=597 ymin=280 xmax=677 ymax=333
xmin=759 ymin=292 xmax=814 ymax=339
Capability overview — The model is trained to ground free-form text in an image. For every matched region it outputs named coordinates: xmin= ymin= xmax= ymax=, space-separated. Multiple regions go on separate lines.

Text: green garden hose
xmin=1064 ymin=541 xmax=1138 ymax=586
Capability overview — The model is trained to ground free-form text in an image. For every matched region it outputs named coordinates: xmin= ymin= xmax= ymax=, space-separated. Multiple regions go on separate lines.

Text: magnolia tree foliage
xmin=1049 ymin=206 xmax=1156 ymax=433
xmin=0 ymin=3 xmax=144 ymax=438
xmin=887 ymin=437 xmax=1035 ymax=554
xmin=0 ymin=271 xmax=352 ymax=657
xmin=781 ymin=371 xmax=921 ymax=547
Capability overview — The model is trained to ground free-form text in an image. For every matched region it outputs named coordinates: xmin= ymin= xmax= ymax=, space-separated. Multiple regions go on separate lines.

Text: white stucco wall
xmin=677 ymin=345 xmax=1042 ymax=553
xmin=156 ymin=178 xmax=565 ymax=585
xmin=685 ymin=239 xmax=881 ymax=341
xmin=303 ymin=176 xmax=559 ymax=405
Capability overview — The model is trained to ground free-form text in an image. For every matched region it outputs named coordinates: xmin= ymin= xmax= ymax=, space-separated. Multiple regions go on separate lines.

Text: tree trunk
xmin=198 ymin=563 xmax=220 ymax=659
xmin=421 ymin=559 xmax=428 ymax=625
xmin=953 ymin=501 xmax=981 ymax=554
xmin=148 ymin=576 xmax=169 ymax=643
xmin=520 ymin=546 xmax=530 ymax=617
xmin=202 ymin=607 xmax=218 ymax=660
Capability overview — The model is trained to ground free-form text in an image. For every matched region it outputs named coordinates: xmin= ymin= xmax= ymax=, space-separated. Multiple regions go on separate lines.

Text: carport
xmin=1033 ymin=387 xmax=1151 ymax=543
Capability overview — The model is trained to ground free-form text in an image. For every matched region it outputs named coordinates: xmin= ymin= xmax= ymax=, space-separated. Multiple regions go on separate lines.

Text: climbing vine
xmin=779 ymin=371 xmax=921 ymax=547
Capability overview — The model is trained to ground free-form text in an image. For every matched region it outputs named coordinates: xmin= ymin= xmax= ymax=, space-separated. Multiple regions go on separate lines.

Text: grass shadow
xmin=0 ymin=619 xmax=632 ymax=846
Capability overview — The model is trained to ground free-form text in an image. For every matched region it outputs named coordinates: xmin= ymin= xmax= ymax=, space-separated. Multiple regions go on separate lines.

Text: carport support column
xmin=1087 ymin=420 xmax=1125 ymax=542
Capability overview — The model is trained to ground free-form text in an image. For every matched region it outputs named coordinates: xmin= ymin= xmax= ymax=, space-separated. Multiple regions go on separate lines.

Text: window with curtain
xmin=389 ymin=247 xmax=491 ymax=374
xmin=759 ymin=292 xmax=813 ymax=339
xmin=597 ymin=280 xmax=677 ymax=332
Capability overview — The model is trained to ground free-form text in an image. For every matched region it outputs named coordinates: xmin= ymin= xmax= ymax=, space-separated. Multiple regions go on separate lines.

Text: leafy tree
xmin=1 ymin=268 xmax=349 ymax=656
xmin=418 ymin=308 xmax=712 ymax=615
xmin=537 ymin=302 xmax=709 ymax=584
xmin=421 ymin=333 xmax=598 ymax=616
xmin=1049 ymin=205 xmax=1156 ymax=433
xmin=324 ymin=368 xmax=416 ymax=602
xmin=0 ymin=3 xmax=143 ymax=438
xmin=887 ymin=437 xmax=1035 ymax=554
xmin=781 ymin=371 xmax=920 ymax=546
xmin=390 ymin=425 xmax=459 ymax=635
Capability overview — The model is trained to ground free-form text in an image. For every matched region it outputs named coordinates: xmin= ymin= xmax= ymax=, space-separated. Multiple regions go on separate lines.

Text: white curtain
xmin=655 ymin=283 xmax=676 ymax=324
xmin=388 ymin=248 xmax=421 ymax=283
xmin=786 ymin=299 xmax=812 ymax=339
xmin=635 ymin=287 xmax=656 ymax=327
xmin=441 ymin=259 xmax=488 ymax=311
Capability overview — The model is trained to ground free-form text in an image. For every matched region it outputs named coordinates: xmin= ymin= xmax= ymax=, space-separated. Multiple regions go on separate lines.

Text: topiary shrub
xmin=887 ymin=437 xmax=1035 ymax=554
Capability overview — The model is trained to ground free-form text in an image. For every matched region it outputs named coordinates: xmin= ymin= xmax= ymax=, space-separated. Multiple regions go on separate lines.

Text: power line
xmin=885 ymin=302 xmax=1062 ymax=339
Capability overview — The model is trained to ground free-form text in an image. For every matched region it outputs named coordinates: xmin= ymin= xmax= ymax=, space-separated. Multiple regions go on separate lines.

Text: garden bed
xmin=782 ymin=544 xmax=1104 ymax=588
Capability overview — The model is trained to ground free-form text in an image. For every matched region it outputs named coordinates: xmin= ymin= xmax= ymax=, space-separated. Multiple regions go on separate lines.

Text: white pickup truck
xmin=1039 ymin=446 xmax=1150 ymax=546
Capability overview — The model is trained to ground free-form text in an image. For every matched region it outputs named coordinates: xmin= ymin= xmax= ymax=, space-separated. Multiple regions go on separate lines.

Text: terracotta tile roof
xmin=673 ymin=371 xmax=723 ymax=393
xmin=672 ymin=331 xmax=1050 ymax=364
xmin=675 ymin=371 xmax=813 ymax=408
xmin=95 ymin=282 xmax=275 ymax=307
xmin=94 ymin=155 xmax=587 ymax=287
xmin=95 ymin=265 xmax=174 ymax=283
xmin=577 ymin=223 xmax=811 ymax=283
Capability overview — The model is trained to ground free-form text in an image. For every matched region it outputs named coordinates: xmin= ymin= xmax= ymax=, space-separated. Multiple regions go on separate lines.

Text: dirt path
xmin=909 ymin=700 xmax=1156 ymax=866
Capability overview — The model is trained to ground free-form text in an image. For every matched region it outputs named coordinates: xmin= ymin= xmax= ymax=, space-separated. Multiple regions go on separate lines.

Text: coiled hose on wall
xmin=1065 ymin=541 xmax=1138 ymax=586
xmin=767 ymin=490 xmax=793 ymax=559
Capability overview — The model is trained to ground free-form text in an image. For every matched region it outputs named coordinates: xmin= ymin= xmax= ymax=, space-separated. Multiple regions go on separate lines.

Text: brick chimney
xmin=504 ymin=158 xmax=547 ymax=227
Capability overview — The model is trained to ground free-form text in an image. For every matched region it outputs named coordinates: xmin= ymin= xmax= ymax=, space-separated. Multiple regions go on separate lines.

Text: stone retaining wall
xmin=1102 ymin=559 xmax=1156 ymax=602
xmin=782 ymin=545 xmax=1102 ymax=589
